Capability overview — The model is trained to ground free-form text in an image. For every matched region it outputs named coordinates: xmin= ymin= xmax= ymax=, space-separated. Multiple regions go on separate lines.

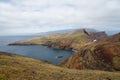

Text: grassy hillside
xmin=0 ymin=52 xmax=120 ymax=80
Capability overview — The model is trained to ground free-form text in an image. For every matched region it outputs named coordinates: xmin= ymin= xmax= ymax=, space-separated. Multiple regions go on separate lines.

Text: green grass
xmin=0 ymin=74 xmax=8 ymax=80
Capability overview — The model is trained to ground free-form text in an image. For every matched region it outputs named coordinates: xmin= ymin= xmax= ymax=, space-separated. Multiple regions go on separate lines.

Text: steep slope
xmin=60 ymin=33 xmax=120 ymax=71
xmin=0 ymin=52 xmax=120 ymax=80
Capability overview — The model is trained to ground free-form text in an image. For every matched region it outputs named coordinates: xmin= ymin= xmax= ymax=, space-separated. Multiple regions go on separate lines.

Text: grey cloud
xmin=0 ymin=0 xmax=120 ymax=35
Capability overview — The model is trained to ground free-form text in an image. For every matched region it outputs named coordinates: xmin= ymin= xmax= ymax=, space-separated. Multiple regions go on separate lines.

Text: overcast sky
xmin=0 ymin=0 xmax=120 ymax=35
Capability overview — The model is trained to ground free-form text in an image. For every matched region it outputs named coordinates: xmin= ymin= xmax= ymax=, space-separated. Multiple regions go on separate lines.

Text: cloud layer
xmin=0 ymin=0 xmax=120 ymax=35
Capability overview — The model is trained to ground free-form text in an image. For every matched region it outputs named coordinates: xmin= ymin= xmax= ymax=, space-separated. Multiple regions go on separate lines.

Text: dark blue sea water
xmin=0 ymin=36 xmax=73 ymax=64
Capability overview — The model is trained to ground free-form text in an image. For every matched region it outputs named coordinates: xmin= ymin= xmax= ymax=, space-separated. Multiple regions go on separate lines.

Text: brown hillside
xmin=60 ymin=33 xmax=120 ymax=71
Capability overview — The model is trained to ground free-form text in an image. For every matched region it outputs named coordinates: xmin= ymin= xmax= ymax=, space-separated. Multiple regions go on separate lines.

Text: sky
xmin=0 ymin=0 xmax=120 ymax=35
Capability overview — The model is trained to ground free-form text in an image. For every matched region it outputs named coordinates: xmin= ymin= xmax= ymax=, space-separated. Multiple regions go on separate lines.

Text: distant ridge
xmin=35 ymin=28 xmax=97 ymax=36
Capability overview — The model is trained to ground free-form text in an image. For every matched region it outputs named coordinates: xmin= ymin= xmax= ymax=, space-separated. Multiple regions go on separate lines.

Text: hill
xmin=60 ymin=33 xmax=120 ymax=71
xmin=0 ymin=52 xmax=120 ymax=80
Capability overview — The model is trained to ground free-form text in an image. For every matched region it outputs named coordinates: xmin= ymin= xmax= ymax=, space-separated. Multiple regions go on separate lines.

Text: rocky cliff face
xmin=60 ymin=33 xmax=120 ymax=71
xmin=89 ymin=31 xmax=107 ymax=40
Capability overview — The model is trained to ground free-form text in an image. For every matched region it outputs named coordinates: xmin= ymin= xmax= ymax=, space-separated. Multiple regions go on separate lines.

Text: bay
xmin=0 ymin=36 xmax=73 ymax=64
